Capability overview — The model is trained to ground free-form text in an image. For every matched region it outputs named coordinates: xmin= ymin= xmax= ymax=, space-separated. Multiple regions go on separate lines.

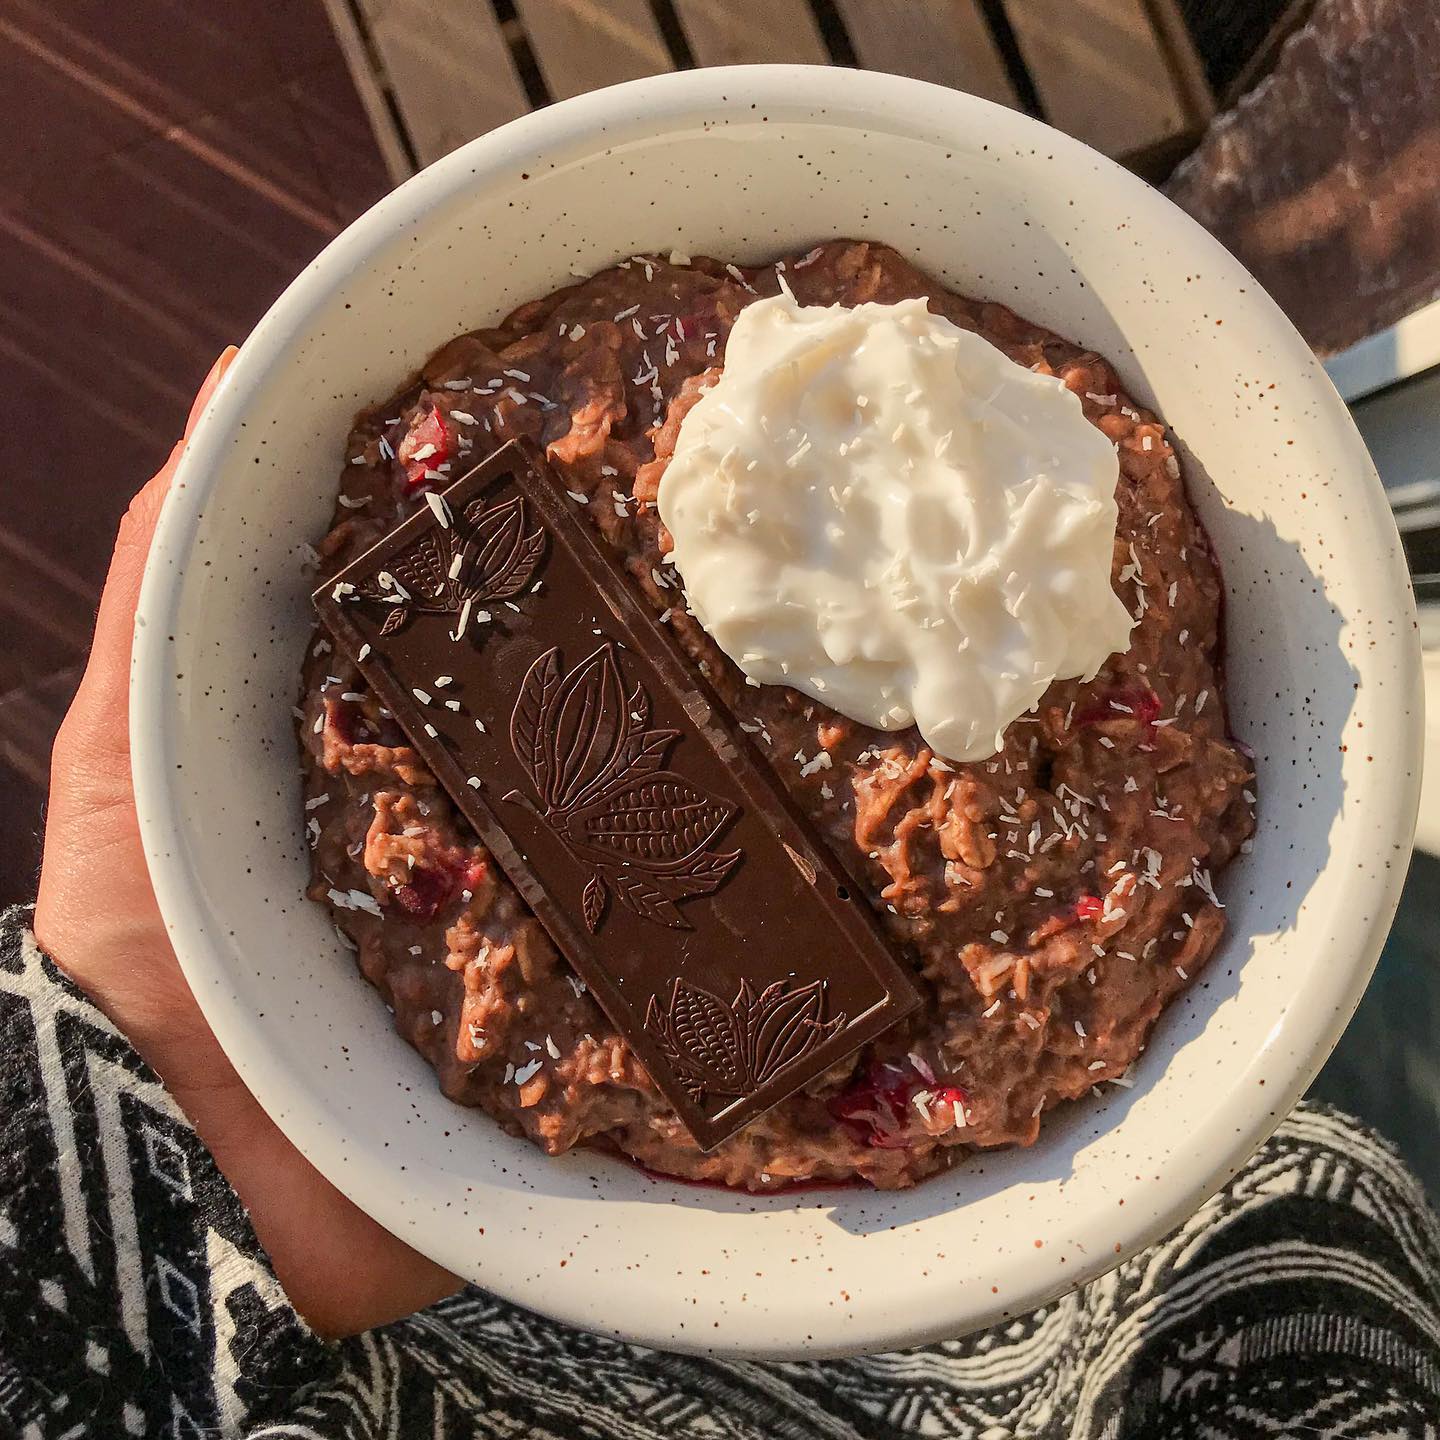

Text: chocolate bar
xmin=313 ymin=440 xmax=920 ymax=1150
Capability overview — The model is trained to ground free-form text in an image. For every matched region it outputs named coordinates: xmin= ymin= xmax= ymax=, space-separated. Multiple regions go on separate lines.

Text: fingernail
xmin=204 ymin=344 xmax=239 ymax=391
xmin=185 ymin=345 xmax=239 ymax=437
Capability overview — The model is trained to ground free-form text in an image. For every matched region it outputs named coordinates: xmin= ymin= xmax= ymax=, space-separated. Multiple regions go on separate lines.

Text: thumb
xmin=73 ymin=347 xmax=238 ymax=719
xmin=184 ymin=347 xmax=237 ymax=439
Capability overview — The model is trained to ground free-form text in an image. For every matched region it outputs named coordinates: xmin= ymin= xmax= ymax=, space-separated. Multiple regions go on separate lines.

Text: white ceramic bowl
xmin=133 ymin=66 xmax=1422 ymax=1357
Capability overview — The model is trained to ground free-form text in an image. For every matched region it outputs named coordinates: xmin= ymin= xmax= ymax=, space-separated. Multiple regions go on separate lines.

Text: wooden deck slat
xmin=1002 ymin=0 xmax=1190 ymax=155
xmin=515 ymin=0 xmax=673 ymax=99
xmin=671 ymin=0 xmax=830 ymax=67
xmin=327 ymin=0 xmax=1216 ymax=178
xmin=1145 ymin=0 xmax=1216 ymax=124
xmin=318 ymin=0 xmax=417 ymax=182
xmin=356 ymin=0 xmax=530 ymax=164
xmin=835 ymin=0 xmax=1018 ymax=108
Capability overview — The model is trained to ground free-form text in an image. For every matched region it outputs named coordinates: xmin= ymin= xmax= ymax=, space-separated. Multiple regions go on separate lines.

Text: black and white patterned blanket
xmin=2 ymin=906 xmax=1437 ymax=1438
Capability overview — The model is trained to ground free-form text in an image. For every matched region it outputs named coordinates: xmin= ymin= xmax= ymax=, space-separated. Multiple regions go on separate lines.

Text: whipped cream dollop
xmin=656 ymin=292 xmax=1133 ymax=760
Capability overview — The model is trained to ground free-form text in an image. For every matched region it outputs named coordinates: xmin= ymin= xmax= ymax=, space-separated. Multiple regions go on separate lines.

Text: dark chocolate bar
xmin=313 ymin=440 xmax=920 ymax=1149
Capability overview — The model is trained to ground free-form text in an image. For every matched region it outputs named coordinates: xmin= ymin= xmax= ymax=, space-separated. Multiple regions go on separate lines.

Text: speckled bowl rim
xmin=133 ymin=65 xmax=1423 ymax=1357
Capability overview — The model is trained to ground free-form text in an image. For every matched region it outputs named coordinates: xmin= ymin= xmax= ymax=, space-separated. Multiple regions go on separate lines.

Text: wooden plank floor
xmin=331 ymin=0 xmax=1214 ymax=173
xmin=834 ymin=0 xmax=1018 ymax=107
xmin=670 ymin=0 xmax=830 ymax=67
xmin=353 ymin=0 xmax=529 ymax=168
xmin=514 ymin=0 xmax=671 ymax=99
xmin=0 ymin=0 xmax=391 ymax=904
xmin=1005 ymin=0 xmax=1195 ymax=157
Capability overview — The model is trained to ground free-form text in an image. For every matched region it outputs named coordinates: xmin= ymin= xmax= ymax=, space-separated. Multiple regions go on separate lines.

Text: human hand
xmin=34 ymin=350 xmax=459 ymax=1337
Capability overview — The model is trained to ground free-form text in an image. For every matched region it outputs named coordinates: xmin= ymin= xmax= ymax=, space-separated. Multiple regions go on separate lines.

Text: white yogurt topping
xmin=657 ymin=293 xmax=1134 ymax=760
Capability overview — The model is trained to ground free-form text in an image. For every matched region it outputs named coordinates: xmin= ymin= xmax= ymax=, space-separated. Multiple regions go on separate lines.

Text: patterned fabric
xmin=2 ymin=905 xmax=1438 ymax=1439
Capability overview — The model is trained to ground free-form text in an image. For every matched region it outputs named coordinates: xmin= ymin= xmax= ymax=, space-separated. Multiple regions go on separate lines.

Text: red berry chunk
xmin=390 ymin=865 xmax=455 ymax=923
xmin=323 ymin=697 xmax=404 ymax=749
xmin=1073 ymin=685 xmax=1160 ymax=731
xmin=397 ymin=408 xmax=451 ymax=490
xmin=389 ymin=853 xmax=486 ymax=923
xmin=829 ymin=1061 xmax=968 ymax=1149
xmin=1074 ymin=894 xmax=1104 ymax=922
xmin=322 ymin=696 xmax=356 ymax=746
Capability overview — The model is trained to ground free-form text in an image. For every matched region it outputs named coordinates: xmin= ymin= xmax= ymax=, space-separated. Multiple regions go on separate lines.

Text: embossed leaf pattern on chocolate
xmin=359 ymin=496 xmax=545 ymax=633
xmin=645 ymin=978 xmax=846 ymax=1101
xmin=506 ymin=642 xmax=742 ymax=932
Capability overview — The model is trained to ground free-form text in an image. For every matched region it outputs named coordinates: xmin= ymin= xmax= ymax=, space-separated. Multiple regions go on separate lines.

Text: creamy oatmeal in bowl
xmin=133 ymin=68 xmax=1420 ymax=1355
xmin=301 ymin=240 xmax=1254 ymax=1192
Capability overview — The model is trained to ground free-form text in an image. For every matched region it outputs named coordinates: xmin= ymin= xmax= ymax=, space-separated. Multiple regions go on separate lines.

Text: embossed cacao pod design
xmin=644 ymin=977 xmax=844 ymax=1102
xmin=360 ymin=496 xmax=545 ymax=633
xmin=509 ymin=641 xmax=741 ymax=933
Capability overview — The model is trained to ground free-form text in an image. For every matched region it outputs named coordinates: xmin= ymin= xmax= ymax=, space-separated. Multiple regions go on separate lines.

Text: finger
xmin=102 ymin=345 xmax=239 ymax=639
xmin=185 ymin=345 xmax=238 ymax=438
xmin=71 ymin=347 xmax=238 ymax=718
xmin=114 ymin=344 xmax=238 ymax=593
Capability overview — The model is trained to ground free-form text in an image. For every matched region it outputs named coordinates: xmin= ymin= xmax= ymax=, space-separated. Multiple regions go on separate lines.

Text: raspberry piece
xmin=829 ymin=1061 xmax=968 ymax=1148
xmin=390 ymin=865 xmax=455 ymax=922
xmin=323 ymin=696 xmax=356 ymax=746
xmin=396 ymin=408 xmax=451 ymax=490
xmin=1073 ymin=685 xmax=1160 ymax=731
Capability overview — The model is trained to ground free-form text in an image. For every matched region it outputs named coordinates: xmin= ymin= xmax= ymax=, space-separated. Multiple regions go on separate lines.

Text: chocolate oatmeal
xmin=299 ymin=242 xmax=1255 ymax=1191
